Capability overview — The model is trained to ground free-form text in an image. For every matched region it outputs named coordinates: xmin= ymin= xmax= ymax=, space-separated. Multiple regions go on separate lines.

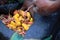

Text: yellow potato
xmin=10 ymin=21 xmax=16 ymax=26
xmin=7 ymin=24 xmax=16 ymax=29
xmin=16 ymin=22 xmax=21 ymax=26
xmin=13 ymin=13 xmax=20 ymax=18
xmin=27 ymin=12 xmax=31 ymax=18
xmin=19 ymin=10 xmax=25 ymax=16
xmin=22 ymin=23 xmax=30 ymax=30
xmin=13 ymin=13 xmax=21 ymax=21
xmin=17 ymin=27 xmax=22 ymax=32
xmin=13 ymin=16 xmax=18 ymax=20
xmin=19 ymin=10 xmax=31 ymax=20
xmin=19 ymin=16 xmax=24 ymax=21
xmin=7 ymin=10 xmax=33 ymax=32
xmin=13 ymin=16 xmax=20 ymax=22
xmin=30 ymin=18 xmax=33 ymax=22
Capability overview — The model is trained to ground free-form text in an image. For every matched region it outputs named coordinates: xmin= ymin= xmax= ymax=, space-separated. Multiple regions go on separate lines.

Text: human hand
xmin=34 ymin=0 xmax=59 ymax=15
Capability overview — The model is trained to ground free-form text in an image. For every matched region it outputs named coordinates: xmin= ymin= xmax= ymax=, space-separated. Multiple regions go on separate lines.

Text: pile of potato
xmin=3 ymin=10 xmax=34 ymax=35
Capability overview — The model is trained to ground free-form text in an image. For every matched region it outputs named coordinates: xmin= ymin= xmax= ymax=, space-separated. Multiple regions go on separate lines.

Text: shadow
xmin=0 ymin=32 xmax=9 ymax=40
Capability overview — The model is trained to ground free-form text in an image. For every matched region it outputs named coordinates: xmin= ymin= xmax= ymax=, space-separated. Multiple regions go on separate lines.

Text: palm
xmin=35 ymin=0 xmax=59 ymax=15
xmin=35 ymin=0 xmax=56 ymax=8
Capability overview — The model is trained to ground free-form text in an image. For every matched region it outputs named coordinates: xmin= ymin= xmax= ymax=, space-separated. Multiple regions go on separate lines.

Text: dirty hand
xmin=34 ymin=0 xmax=60 ymax=15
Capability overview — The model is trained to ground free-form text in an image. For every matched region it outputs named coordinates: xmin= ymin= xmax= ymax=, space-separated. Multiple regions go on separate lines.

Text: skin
xmin=21 ymin=0 xmax=35 ymax=16
xmin=0 ymin=0 xmax=8 ymax=5
xmin=21 ymin=0 xmax=60 ymax=16
xmin=35 ymin=0 xmax=60 ymax=15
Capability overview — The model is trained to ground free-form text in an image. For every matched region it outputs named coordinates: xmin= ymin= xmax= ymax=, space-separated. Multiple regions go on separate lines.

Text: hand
xmin=34 ymin=0 xmax=59 ymax=15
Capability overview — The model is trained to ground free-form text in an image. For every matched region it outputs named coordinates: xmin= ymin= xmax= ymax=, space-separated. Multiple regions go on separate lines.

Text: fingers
xmin=23 ymin=4 xmax=34 ymax=17
xmin=25 ymin=5 xmax=34 ymax=12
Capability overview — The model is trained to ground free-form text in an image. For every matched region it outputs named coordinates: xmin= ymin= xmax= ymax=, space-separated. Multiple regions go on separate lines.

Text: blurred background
xmin=0 ymin=0 xmax=24 ymax=15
